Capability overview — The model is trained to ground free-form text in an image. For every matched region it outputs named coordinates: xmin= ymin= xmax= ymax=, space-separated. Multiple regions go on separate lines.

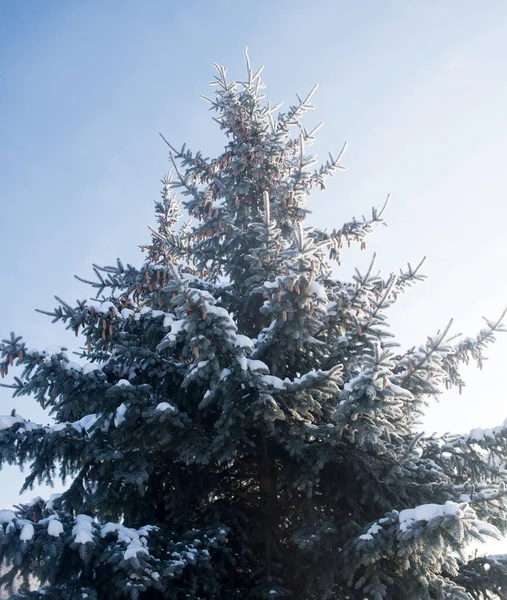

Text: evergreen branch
xmin=244 ymin=47 xmax=253 ymax=84
xmin=279 ymin=84 xmax=318 ymax=128
xmin=312 ymin=140 xmax=348 ymax=188
xmin=158 ymin=131 xmax=180 ymax=156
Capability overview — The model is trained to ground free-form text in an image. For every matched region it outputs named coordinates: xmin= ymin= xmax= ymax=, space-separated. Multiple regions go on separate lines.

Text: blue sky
xmin=1 ymin=0 xmax=507 ymax=506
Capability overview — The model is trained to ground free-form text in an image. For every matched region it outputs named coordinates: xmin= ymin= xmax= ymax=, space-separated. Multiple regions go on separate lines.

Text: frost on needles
xmin=1 ymin=52 xmax=507 ymax=600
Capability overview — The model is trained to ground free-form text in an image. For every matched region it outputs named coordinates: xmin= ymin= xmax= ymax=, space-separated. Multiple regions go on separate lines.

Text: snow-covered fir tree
xmin=1 ymin=53 xmax=507 ymax=600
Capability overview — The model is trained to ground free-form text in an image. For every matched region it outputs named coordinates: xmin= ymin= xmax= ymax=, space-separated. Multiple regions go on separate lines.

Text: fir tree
xmin=1 ymin=52 xmax=507 ymax=599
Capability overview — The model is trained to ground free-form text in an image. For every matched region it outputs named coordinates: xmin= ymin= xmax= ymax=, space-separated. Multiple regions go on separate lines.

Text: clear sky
xmin=1 ymin=0 xmax=507 ymax=509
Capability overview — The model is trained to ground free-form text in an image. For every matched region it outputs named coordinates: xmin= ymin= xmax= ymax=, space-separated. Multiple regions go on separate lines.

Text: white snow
xmin=155 ymin=402 xmax=177 ymax=413
xmin=398 ymin=501 xmax=461 ymax=532
xmin=194 ymin=360 xmax=209 ymax=370
xmin=203 ymin=302 xmax=231 ymax=320
xmin=46 ymin=494 xmax=62 ymax=510
xmin=23 ymin=421 xmax=40 ymax=432
xmin=82 ymin=362 xmax=102 ymax=375
xmin=96 ymin=301 xmax=116 ymax=314
xmin=0 ymin=510 xmax=16 ymax=524
xmin=156 ymin=319 xmax=187 ymax=351
xmin=100 ymin=522 xmax=152 ymax=561
xmin=385 ymin=382 xmax=414 ymax=398
xmin=124 ymin=541 xmax=149 ymax=560
xmin=343 ymin=372 xmax=369 ymax=393
xmin=170 ymin=319 xmax=186 ymax=335
xmin=72 ymin=514 xmax=95 ymax=544
xmin=114 ymin=403 xmax=128 ymax=427
xmin=359 ymin=523 xmax=382 ymax=540
xmin=465 ymin=420 xmax=507 ymax=444
xmin=325 ymin=301 xmax=337 ymax=315
xmin=0 ymin=415 xmax=26 ymax=430
xmin=467 ymin=428 xmax=489 ymax=443
xmin=476 ymin=520 xmax=501 ymax=539
xmin=52 ymin=423 xmax=68 ymax=433
xmin=20 ymin=523 xmax=35 ymax=541
xmin=115 ymin=379 xmax=131 ymax=387
xmin=64 ymin=360 xmax=82 ymax=372
xmin=234 ymin=334 xmax=254 ymax=350
xmin=237 ymin=355 xmax=247 ymax=371
xmin=47 ymin=519 xmax=64 ymax=537
xmin=101 ymin=522 xmax=119 ymax=536
xmin=220 ymin=368 xmax=232 ymax=380
xmin=188 ymin=288 xmax=214 ymax=303
xmin=72 ymin=414 xmax=100 ymax=433
xmin=121 ymin=308 xmax=135 ymax=320
xmin=307 ymin=335 xmax=325 ymax=346
xmin=247 ymin=359 xmax=269 ymax=373
xmin=0 ymin=414 xmax=42 ymax=433
xmin=309 ymin=280 xmax=328 ymax=302
xmin=163 ymin=314 xmax=174 ymax=328
xmin=293 ymin=370 xmax=321 ymax=385
xmin=261 ymin=375 xmax=286 ymax=390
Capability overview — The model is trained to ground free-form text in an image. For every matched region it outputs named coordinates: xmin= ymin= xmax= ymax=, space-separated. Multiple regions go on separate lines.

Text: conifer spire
xmin=0 ymin=56 xmax=506 ymax=600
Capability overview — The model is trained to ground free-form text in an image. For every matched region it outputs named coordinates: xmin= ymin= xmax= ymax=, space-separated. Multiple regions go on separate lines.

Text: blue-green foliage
xmin=0 ymin=53 xmax=507 ymax=599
